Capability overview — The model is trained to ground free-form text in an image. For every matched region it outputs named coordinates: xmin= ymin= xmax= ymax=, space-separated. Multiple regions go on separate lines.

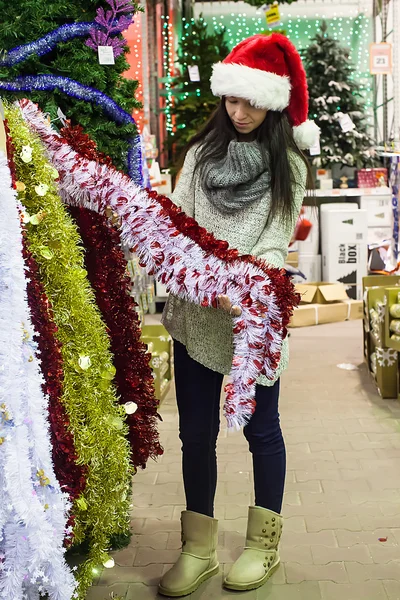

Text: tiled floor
xmin=87 ymin=320 xmax=400 ymax=600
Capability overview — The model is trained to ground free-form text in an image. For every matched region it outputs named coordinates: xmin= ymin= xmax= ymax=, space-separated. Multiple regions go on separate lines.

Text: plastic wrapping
xmin=390 ymin=303 xmax=400 ymax=318
xmin=389 ymin=319 xmax=400 ymax=335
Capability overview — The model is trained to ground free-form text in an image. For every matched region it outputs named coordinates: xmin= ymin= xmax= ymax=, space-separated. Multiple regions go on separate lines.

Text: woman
xmin=159 ymin=33 xmax=318 ymax=597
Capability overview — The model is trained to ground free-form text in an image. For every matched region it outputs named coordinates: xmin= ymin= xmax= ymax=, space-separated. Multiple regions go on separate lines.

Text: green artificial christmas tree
xmin=169 ymin=16 xmax=229 ymax=164
xmin=0 ymin=0 xmax=141 ymax=173
xmin=303 ymin=21 xmax=376 ymax=169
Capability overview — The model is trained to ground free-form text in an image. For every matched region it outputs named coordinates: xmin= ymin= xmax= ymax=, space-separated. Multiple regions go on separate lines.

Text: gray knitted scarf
xmin=201 ymin=140 xmax=270 ymax=214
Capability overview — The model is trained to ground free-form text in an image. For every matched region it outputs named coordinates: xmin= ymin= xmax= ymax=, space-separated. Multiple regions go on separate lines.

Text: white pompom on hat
xmin=210 ymin=33 xmax=319 ymax=150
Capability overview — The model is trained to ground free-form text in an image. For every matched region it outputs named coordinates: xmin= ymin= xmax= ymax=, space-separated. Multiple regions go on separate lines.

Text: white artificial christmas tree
xmin=303 ymin=21 xmax=376 ymax=169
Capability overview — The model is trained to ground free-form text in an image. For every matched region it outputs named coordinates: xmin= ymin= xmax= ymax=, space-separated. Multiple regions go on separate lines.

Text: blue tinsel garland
xmin=0 ymin=23 xmax=99 ymax=67
xmin=0 ymin=74 xmax=143 ymax=185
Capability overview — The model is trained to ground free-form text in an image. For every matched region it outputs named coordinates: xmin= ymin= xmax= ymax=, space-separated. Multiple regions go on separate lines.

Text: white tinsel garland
xmin=0 ymin=152 xmax=76 ymax=600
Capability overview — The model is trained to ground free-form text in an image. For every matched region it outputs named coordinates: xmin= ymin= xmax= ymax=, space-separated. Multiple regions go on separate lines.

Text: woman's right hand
xmin=217 ymin=295 xmax=242 ymax=317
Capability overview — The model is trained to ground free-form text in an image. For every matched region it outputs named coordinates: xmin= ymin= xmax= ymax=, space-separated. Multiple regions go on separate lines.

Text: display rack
xmin=306 ymin=187 xmax=391 ymax=197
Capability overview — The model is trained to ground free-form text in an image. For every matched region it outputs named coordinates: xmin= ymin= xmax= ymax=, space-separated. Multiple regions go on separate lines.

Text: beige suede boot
xmin=158 ymin=510 xmax=219 ymax=597
xmin=224 ymin=506 xmax=283 ymax=591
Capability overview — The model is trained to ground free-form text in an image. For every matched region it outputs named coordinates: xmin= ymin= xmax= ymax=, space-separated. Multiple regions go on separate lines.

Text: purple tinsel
xmin=0 ymin=75 xmax=143 ymax=185
xmin=86 ymin=0 xmax=134 ymax=57
xmin=0 ymin=14 xmax=133 ymax=68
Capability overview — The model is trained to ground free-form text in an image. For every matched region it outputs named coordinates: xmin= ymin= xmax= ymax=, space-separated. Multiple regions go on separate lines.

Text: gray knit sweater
xmin=162 ymin=144 xmax=307 ymax=385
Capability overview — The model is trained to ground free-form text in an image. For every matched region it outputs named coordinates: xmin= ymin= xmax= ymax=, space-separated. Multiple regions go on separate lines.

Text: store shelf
xmin=307 ymin=187 xmax=391 ymax=197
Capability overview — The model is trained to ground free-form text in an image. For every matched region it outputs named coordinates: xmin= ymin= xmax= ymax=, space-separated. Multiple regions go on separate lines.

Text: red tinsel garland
xmin=5 ymin=124 xmax=87 ymax=542
xmin=22 ymin=239 xmax=87 ymax=540
xmin=60 ymin=124 xmax=114 ymax=168
xmin=69 ymin=205 xmax=163 ymax=468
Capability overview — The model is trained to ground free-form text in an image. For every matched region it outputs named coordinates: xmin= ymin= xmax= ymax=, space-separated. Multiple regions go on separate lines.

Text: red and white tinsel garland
xmin=20 ymin=99 xmax=299 ymax=429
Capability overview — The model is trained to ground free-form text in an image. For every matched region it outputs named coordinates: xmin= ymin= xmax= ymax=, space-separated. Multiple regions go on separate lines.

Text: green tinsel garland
xmin=6 ymin=103 xmax=133 ymax=599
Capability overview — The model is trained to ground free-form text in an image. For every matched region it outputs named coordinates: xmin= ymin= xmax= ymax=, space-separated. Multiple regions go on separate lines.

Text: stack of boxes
xmin=289 ymin=195 xmax=393 ymax=328
xmin=294 ymin=195 xmax=392 ymax=300
xmin=289 ymin=282 xmax=363 ymax=328
xmin=363 ymin=275 xmax=400 ymax=399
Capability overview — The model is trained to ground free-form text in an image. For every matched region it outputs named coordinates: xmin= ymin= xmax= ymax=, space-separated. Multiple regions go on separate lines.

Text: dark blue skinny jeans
xmin=174 ymin=340 xmax=286 ymax=518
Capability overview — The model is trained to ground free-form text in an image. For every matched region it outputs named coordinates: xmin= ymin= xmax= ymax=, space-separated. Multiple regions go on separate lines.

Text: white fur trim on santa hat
xmin=293 ymin=120 xmax=320 ymax=150
xmin=210 ymin=62 xmax=291 ymax=111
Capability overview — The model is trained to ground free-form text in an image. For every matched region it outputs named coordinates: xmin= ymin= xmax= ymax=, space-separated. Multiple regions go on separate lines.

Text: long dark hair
xmin=178 ymin=99 xmax=313 ymax=223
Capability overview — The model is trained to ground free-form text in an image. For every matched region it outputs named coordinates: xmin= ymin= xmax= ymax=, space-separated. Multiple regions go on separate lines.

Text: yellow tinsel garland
xmin=6 ymin=103 xmax=133 ymax=599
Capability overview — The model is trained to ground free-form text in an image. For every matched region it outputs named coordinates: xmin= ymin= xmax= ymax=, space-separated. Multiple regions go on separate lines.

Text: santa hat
xmin=210 ymin=33 xmax=319 ymax=150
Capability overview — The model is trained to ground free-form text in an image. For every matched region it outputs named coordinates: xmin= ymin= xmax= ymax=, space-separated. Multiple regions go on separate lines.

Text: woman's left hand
xmin=218 ymin=295 xmax=242 ymax=317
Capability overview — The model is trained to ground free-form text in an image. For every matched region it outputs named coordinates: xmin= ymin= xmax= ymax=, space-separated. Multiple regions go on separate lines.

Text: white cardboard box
xmin=367 ymin=227 xmax=392 ymax=245
xmin=360 ymin=194 xmax=392 ymax=227
xmin=298 ymin=206 xmax=320 ymax=256
xmin=155 ymin=280 xmax=169 ymax=300
xmin=321 ymin=207 xmax=368 ymax=300
xmin=293 ymin=255 xmax=321 ymax=283
xmin=320 ymin=202 xmax=359 ymax=213
xmin=319 ymin=179 xmax=333 ymax=190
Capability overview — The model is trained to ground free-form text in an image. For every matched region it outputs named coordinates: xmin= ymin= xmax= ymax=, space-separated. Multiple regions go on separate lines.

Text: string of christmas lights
xmin=161 ymin=14 xmax=175 ymax=137
xmin=188 ymin=13 xmax=372 ymax=112
xmin=125 ymin=16 xmax=145 ymax=132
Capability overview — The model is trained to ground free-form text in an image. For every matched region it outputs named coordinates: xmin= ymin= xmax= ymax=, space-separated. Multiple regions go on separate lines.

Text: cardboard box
xmin=155 ymin=280 xmax=169 ymax=300
xmin=320 ymin=202 xmax=359 ymax=213
xmin=294 ymin=255 xmax=321 ymax=283
xmin=289 ymin=303 xmax=346 ymax=327
xmin=385 ymin=287 xmax=400 ymax=351
xmin=289 ymin=300 xmax=362 ymax=328
xmin=316 ymin=168 xmax=332 ymax=180
xmin=363 ymin=275 xmax=400 ymax=291
xmin=346 ymin=299 xmax=364 ymax=320
xmin=321 ymin=206 xmax=368 ymax=300
xmin=319 ymin=179 xmax=333 ymax=190
xmin=360 ymin=194 xmax=392 ymax=227
xmin=367 ymin=227 xmax=392 ymax=245
xmin=357 ymin=168 xmax=388 ymax=188
xmin=298 ymin=206 xmax=320 ymax=256
xmin=295 ymin=282 xmax=349 ymax=304
xmin=362 ymin=275 xmax=400 ymax=367
xmin=286 ymin=250 xmax=299 ymax=267
xmin=366 ymin=286 xmax=386 ymax=345
xmin=369 ymin=333 xmax=398 ymax=399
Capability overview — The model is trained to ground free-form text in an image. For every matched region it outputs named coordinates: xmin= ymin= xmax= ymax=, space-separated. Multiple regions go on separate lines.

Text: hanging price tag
xmin=57 ymin=107 xmax=68 ymax=126
xmin=309 ymin=135 xmax=321 ymax=157
xmin=188 ymin=65 xmax=200 ymax=82
xmin=370 ymin=43 xmax=392 ymax=75
xmin=338 ymin=113 xmax=356 ymax=133
xmin=265 ymin=3 xmax=280 ymax=26
xmin=98 ymin=46 xmax=115 ymax=65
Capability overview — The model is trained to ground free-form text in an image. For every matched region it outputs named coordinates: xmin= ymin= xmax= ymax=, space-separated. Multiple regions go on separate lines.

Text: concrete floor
xmin=87 ymin=320 xmax=400 ymax=600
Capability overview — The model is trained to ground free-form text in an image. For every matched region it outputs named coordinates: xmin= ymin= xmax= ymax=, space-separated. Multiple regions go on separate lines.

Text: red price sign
xmin=370 ymin=43 xmax=392 ymax=75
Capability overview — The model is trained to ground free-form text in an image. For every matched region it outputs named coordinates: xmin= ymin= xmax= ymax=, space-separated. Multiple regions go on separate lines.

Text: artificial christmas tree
xmin=169 ymin=17 xmax=229 ymax=163
xmin=0 ymin=0 xmax=141 ymax=174
xmin=303 ymin=21 xmax=376 ymax=170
